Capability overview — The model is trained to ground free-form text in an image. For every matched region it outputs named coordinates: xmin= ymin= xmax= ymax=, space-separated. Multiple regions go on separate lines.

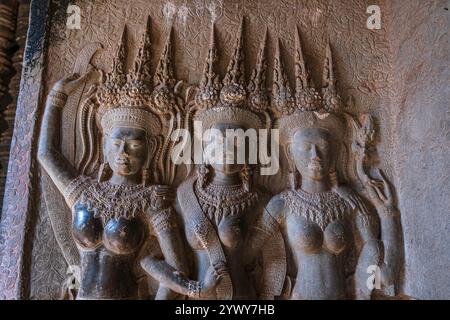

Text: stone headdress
xmin=273 ymin=29 xmax=350 ymax=188
xmin=77 ymin=17 xmax=182 ymax=184
xmin=274 ymin=28 xmax=346 ymax=145
xmin=179 ymin=20 xmax=275 ymax=301
xmin=191 ymin=18 xmax=271 ymax=132
xmin=95 ymin=20 xmax=173 ymax=135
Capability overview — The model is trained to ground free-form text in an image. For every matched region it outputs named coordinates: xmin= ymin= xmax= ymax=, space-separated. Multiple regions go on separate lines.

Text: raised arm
xmin=37 ymin=73 xmax=92 ymax=194
xmin=365 ymin=169 xmax=402 ymax=295
xmin=350 ymin=114 xmax=402 ymax=297
xmin=351 ymin=115 xmax=402 ymax=296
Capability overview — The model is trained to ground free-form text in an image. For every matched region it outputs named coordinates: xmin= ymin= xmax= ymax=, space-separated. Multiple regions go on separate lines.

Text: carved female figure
xmin=38 ymin=21 xmax=219 ymax=299
xmin=247 ymin=30 xmax=401 ymax=299
xmin=177 ymin=22 xmax=272 ymax=299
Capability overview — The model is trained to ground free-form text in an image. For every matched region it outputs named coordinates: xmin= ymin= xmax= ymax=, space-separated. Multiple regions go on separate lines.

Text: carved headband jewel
xmin=95 ymin=17 xmax=178 ymax=136
xmin=193 ymin=18 xmax=268 ymax=131
xmin=275 ymin=29 xmax=345 ymax=143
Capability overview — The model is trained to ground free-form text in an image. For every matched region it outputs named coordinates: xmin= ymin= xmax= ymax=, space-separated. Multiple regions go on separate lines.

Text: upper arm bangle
xmin=379 ymin=206 xmax=399 ymax=217
xmin=49 ymin=90 xmax=68 ymax=107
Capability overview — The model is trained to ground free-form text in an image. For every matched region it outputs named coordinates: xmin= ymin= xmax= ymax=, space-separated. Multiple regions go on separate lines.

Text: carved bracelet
xmin=187 ymin=280 xmax=201 ymax=299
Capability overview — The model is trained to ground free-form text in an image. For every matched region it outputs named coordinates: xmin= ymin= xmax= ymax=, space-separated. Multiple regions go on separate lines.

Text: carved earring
xmin=197 ymin=164 xmax=210 ymax=188
xmin=288 ymin=170 xmax=297 ymax=190
xmin=98 ymin=142 xmax=111 ymax=182
xmin=142 ymin=168 xmax=150 ymax=187
xmin=142 ymin=153 xmax=151 ymax=187
xmin=240 ymin=164 xmax=252 ymax=192
xmin=285 ymin=143 xmax=298 ymax=190
xmin=329 ymin=170 xmax=338 ymax=187
xmin=97 ymin=161 xmax=111 ymax=182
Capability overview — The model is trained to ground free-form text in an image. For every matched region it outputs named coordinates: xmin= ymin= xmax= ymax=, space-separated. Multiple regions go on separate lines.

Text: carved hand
xmin=365 ymin=169 xmax=395 ymax=210
xmin=350 ymin=114 xmax=375 ymax=184
xmin=51 ymin=70 xmax=100 ymax=97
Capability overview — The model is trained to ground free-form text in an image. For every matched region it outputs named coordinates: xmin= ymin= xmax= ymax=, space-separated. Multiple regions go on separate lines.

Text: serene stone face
xmin=291 ymin=127 xmax=333 ymax=181
xmin=203 ymin=122 xmax=248 ymax=175
xmin=104 ymin=127 xmax=147 ymax=176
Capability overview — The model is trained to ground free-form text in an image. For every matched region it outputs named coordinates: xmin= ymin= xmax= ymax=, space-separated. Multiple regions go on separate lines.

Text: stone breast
xmin=287 ymin=214 xmax=347 ymax=255
xmin=72 ymin=203 xmax=144 ymax=255
xmin=218 ymin=215 xmax=244 ymax=249
xmin=185 ymin=214 xmax=245 ymax=250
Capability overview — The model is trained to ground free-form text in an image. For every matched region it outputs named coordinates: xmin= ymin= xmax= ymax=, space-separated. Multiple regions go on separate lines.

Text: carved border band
xmin=0 ymin=0 xmax=50 ymax=299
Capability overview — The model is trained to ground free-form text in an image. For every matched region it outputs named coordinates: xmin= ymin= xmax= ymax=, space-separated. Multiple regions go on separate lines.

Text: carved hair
xmin=77 ymin=17 xmax=182 ymax=185
xmin=189 ymin=17 xmax=272 ymax=190
xmin=192 ymin=17 xmax=270 ymax=132
xmin=273 ymin=28 xmax=350 ymax=187
xmin=94 ymin=23 xmax=162 ymax=136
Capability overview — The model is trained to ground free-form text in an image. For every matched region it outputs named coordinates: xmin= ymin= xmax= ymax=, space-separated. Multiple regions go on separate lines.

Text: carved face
xmin=104 ymin=127 xmax=148 ymax=177
xmin=291 ymin=128 xmax=333 ymax=181
xmin=203 ymin=122 xmax=248 ymax=175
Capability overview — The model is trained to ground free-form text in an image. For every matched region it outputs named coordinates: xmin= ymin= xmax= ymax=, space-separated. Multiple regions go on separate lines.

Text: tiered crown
xmin=94 ymin=19 xmax=346 ymax=141
xmin=274 ymin=29 xmax=345 ymax=143
xmin=193 ymin=18 xmax=269 ymax=130
xmin=273 ymin=27 xmax=344 ymax=116
xmin=321 ymin=39 xmax=343 ymax=113
xmin=95 ymin=17 xmax=179 ymax=136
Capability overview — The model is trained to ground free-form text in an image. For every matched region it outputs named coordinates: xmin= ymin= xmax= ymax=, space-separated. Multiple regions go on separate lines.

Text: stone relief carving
xmin=37 ymin=17 xmax=221 ymax=300
xmin=178 ymin=18 xmax=273 ymax=300
xmin=247 ymin=27 xmax=402 ymax=300
xmin=34 ymin=9 xmax=403 ymax=299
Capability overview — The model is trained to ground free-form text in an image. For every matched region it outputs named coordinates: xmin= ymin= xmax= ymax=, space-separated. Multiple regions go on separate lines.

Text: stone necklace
xmin=79 ymin=181 xmax=160 ymax=226
xmin=281 ymin=188 xmax=350 ymax=231
xmin=195 ymin=180 xmax=259 ymax=225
